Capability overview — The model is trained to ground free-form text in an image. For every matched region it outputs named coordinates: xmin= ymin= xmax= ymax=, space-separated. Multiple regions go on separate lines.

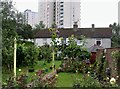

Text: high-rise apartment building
xmin=118 ymin=1 xmax=120 ymax=24
xmin=24 ymin=9 xmax=39 ymax=27
xmin=38 ymin=1 xmax=54 ymax=28
xmin=38 ymin=0 xmax=81 ymax=28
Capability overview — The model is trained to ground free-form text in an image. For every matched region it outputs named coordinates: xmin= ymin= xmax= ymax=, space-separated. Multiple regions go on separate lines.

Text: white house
xmin=34 ymin=24 xmax=112 ymax=50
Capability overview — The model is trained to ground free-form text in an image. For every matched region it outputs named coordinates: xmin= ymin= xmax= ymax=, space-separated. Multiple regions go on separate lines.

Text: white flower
xmin=88 ymin=74 xmax=90 ymax=76
xmin=107 ymin=77 xmax=109 ymax=80
xmin=19 ymin=69 xmax=21 ymax=72
xmin=56 ymin=74 xmax=58 ymax=77
xmin=110 ymin=77 xmax=116 ymax=85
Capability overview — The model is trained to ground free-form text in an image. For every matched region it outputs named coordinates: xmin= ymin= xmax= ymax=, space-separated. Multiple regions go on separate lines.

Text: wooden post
xmin=14 ymin=37 xmax=17 ymax=81
xmin=52 ymin=50 xmax=55 ymax=72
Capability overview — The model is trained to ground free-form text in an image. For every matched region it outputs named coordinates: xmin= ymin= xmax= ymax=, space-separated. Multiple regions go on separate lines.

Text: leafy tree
xmin=24 ymin=45 xmax=39 ymax=68
xmin=61 ymin=35 xmax=90 ymax=73
xmin=34 ymin=21 xmax=45 ymax=30
xmin=33 ymin=21 xmax=45 ymax=36
xmin=110 ymin=23 xmax=120 ymax=47
xmin=62 ymin=35 xmax=90 ymax=61
xmin=19 ymin=24 xmax=33 ymax=39
xmin=38 ymin=44 xmax=52 ymax=63
xmin=17 ymin=43 xmax=39 ymax=68
xmin=1 ymin=0 xmax=18 ymax=71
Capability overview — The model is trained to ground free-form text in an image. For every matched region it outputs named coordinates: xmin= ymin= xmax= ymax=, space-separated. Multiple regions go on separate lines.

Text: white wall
xmin=35 ymin=38 xmax=52 ymax=46
xmin=85 ymin=38 xmax=111 ymax=49
xmin=35 ymin=38 xmax=111 ymax=48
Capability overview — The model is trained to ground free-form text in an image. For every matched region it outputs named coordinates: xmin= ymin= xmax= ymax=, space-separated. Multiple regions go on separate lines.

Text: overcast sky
xmin=13 ymin=0 xmax=119 ymax=27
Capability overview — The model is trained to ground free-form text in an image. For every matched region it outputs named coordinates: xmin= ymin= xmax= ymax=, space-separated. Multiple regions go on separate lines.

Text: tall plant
xmin=49 ymin=28 xmax=59 ymax=71
xmin=112 ymin=50 xmax=120 ymax=85
xmin=1 ymin=0 xmax=17 ymax=71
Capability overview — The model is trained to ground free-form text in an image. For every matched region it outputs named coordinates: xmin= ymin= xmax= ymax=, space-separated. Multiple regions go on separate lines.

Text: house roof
xmin=34 ymin=27 xmax=112 ymax=38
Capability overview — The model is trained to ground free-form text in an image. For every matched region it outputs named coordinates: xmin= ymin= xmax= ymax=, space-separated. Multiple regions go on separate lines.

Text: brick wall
xmin=96 ymin=48 xmax=120 ymax=77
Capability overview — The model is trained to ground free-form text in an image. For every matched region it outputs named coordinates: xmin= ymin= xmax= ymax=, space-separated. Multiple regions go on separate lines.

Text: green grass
xmin=2 ymin=60 xmax=62 ymax=83
xmin=2 ymin=61 xmax=100 ymax=87
xmin=56 ymin=72 xmax=101 ymax=87
xmin=56 ymin=73 xmax=83 ymax=87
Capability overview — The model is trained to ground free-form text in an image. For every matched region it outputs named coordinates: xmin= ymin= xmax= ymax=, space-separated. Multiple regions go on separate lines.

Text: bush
xmin=17 ymin=43 xmax=39 ymax=68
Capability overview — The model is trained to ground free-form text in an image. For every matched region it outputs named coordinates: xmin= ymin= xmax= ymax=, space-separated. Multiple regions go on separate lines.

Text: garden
xmin=2 ymin=28 xmax=120 ymax=88
xmin=1 ymin=1 xmax=120 ymax=88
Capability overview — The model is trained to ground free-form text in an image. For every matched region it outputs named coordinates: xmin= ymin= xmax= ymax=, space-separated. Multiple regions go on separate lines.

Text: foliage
xmin=38 ymin=44 xmax=52 ymax=63
xmin=62 ymin=35 xmax=90 ymax=61
xmin=34 ymin=21 xmax=45 ymax=29
xmin=112 ymin=50 xmax=120 ymax=85
xmin=2 ymin=74 xmax=28 ymax=88
xmin=33 ymin=21 xmax=45 ymax=35
xmin=110 ymin=23 xmax=120 ymax=47
xmin=1 ymin=0 xmax=18 ymax=71
xmin=16 ymin=24 xmax=33 ymax=39
xmin=95 ymin=51 xmax=109 ymax=83
xmin=17 ymin=43 xmax=39 ymax=68
xmin=73 ymin=77 xmax=101 ymax=88
xmin=59 ymin=35 xmax=90 ymax=73
xmin=23 ymin=45 xmax=39 ymax=68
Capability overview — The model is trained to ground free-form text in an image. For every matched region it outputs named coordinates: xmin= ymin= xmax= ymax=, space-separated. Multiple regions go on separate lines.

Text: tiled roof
xmin=34 ymin=28 xmax=112 ymax=38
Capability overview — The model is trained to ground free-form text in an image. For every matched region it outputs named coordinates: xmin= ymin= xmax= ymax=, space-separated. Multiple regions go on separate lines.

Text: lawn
xmin=2 ymin=60 xmax=62 ymax=83
xmin=2 ymin=60 xmax=101 ymax=87
xmin=56 ymin=73 xmax=83 ymax=87
xmin=56 ymin=72 xmax=101 ymax=87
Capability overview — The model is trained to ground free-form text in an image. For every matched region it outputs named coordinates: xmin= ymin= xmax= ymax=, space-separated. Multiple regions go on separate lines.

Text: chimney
xmin=92 ymin=24 xmax=95 ymax=31
xmin=92 ymin=24 xmax=95 ymax=28
xmin=73 ymin=22 xmax=78 ymax=31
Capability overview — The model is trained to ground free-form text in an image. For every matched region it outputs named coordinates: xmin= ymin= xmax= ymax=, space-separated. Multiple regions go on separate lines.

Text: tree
xmin=24 ymin=45 xmax=39 ymax=68
xmin=62 ymin=35 xmax=90 ymax=61
xmin=33 ymin=21 xmax=45 ymax=36
xmin=17 ymin=24 xmax=33 ymax=39
xmin=39 ymin=44 xmax=52 ymax=63
xmin=1 ymin=0 xmax=18 ymax=71
xmin=110 ymin=23 xmax=120 ymax=47
xmin=34 ymin=21 xmax=45 ymax=30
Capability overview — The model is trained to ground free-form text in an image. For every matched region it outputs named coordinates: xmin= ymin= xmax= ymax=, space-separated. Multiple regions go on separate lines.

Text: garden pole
xmin=52 ymin=50 xmax=55 ymax=72
xmin=14 ymin=37 xmax=17 ymax=81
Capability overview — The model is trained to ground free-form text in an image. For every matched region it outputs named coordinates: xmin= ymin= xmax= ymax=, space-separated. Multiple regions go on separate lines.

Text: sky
xmin=13 ymin=0 xmax=119 ymax=28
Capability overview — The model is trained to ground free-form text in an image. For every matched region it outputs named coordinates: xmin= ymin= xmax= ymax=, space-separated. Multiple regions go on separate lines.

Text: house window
xmin=95 ymin=39 xmax=102 ymax=46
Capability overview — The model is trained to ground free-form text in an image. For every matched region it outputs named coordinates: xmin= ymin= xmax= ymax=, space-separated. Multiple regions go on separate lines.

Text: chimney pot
xmin=73 ymin=22 xmax=78 ymax=28
xmin=92 ymin=24 xmax=95 ymax=28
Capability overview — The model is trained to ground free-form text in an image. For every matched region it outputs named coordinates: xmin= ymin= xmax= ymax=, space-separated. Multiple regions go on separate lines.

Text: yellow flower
xmin=56 ymin=74 xmax=58 ymax=77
